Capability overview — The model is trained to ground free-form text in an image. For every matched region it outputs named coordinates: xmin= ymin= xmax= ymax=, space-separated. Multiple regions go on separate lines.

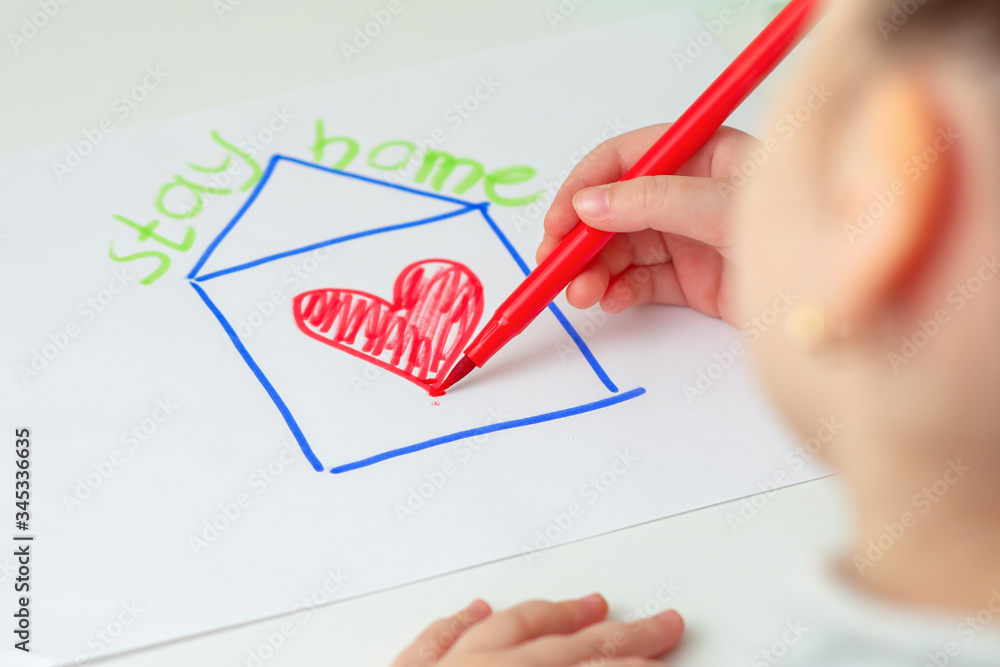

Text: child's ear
xmin=824 ymin=69 xmax=954 ymax=338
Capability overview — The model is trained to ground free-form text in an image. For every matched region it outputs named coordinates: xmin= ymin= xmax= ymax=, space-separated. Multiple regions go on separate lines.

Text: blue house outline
xmin=188 ymin=155 xmax=646 ymax=474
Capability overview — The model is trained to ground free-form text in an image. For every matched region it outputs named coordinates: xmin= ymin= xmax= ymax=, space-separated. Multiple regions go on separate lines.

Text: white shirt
xmin=779 ymin=562 xmax=1000 ymax=666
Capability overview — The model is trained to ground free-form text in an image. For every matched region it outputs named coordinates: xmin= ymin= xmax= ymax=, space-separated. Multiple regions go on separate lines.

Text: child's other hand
xmin=391 ymin=595 xmax=683 ymax=667
xmin=537 ymin=124 xmax=758 ymax=326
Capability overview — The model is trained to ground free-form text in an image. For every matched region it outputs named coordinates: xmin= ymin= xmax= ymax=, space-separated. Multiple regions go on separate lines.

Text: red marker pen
xmin=439 ymin=0 xmax=821 ymax=391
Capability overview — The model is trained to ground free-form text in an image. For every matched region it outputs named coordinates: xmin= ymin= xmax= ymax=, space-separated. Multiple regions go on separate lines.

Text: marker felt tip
xmin=437 ymin=355 xmax=476 ymax=393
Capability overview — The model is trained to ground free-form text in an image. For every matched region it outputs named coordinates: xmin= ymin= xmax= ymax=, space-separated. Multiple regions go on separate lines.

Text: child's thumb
xmin=572 ymin=175 xmax=736 ymax=249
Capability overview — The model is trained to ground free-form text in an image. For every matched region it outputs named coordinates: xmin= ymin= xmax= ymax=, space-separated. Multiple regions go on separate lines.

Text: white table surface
xmin=1 ymin=1 xmax=850 ymax=665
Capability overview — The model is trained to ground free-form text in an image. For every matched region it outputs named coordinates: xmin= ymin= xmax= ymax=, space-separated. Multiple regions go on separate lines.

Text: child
xmin=393 ymin=0 xmax=1000 ymax=664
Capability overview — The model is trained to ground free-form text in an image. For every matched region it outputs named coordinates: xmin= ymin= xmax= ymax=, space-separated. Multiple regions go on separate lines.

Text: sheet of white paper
xmin=1 ymin=11 xmax=827 ymax=661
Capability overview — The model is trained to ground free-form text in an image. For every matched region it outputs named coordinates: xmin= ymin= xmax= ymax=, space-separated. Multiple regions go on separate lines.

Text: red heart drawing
xmin=292 ymin=259 xmax=484 ymax=395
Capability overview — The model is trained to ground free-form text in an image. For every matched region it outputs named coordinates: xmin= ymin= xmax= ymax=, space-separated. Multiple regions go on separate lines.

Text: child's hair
xmin=878 ymin=0 xmax=1000 ymax=54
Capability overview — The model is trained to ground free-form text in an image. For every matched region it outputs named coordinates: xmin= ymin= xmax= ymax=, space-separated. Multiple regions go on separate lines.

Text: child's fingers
xmin=391 ymin=600 xmax=492 ymax=667
xmin=563 ymin=231 xmax=670 ymax=309
xmin=535 ymin=233 xmax=561 ymax=266
xmin=542 ymin=125 xmax=674 ymax=247
xmin=562 ymin=234 xmax=629 ymax=308
xmin=601 ymin=264 xmax=683 ymax=314
xmin=606 ymin=243 xmax=727 ymax=318
xmin=565 ymin=260 xmax=613 ymax=310
xmin=572 ymin=175 xmax=737 ymax=251
xmin=513 ymin=610 xmax=684 ymax=666
xmin=539 ymin=125 xmax=757 ymax=258
xmin=455 ymin=595 xmax=608 ymax=653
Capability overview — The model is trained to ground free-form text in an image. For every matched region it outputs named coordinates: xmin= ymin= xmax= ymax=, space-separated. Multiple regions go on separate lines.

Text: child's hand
xmin=391 ymin=595 xmax=683 ymax=667
xmin=537 ymin=124 xmax=758 ymax=326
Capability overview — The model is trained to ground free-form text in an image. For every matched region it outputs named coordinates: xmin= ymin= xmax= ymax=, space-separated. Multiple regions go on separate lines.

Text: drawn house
xmin=189 ymin=155 xmax=644 ymax=474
